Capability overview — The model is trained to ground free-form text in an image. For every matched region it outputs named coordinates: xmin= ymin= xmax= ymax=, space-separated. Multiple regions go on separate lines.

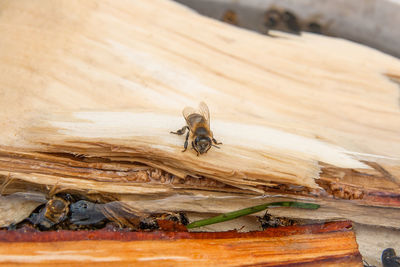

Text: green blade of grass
xmin=186 ymin=201 xmax=319 ymax=229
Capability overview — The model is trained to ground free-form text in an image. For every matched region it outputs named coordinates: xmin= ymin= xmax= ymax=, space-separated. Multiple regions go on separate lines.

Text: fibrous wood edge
xmin=1 ymin=145 xmax=400 ymax=228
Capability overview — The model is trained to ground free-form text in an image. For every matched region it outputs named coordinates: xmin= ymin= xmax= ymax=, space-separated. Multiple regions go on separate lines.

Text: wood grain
xmin=0 ymin=0 xmax=399 ymax=228
xmin=0 ymin=221 xmax=362 ymax=266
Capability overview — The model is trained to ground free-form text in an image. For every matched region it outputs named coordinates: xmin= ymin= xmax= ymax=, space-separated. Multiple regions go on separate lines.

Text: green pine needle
xmin=186 ymin=201 xmax=319 ymax=229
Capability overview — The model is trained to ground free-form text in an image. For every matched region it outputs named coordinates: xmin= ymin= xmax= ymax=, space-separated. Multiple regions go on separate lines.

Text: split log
xmin=0 ymin=221 xmax=362 ymax=266
xmin=0 ymin=0 xmax=400 ymax=229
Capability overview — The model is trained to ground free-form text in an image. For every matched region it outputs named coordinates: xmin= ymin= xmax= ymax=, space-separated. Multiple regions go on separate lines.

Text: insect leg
xmin=182 ymin=131 xmax=190 ymax=152
xmin=205 ymin=145 xmax=211 ymax=153
xmin=212 ymin=138 xmax=222 ymax=145
xmin=192 ymin=141 xmax=199 ymax=156
xmin=170 ymin=126 xmax=189 ymax=135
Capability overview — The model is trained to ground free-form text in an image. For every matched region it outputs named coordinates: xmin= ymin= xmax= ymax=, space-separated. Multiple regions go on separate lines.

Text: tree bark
xmin=0 ymin=221 xmax=362 ymax=266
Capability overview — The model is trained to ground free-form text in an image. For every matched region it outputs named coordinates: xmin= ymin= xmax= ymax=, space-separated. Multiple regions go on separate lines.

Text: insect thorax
xmin=194 ymin=127 xmax=209 ymax=137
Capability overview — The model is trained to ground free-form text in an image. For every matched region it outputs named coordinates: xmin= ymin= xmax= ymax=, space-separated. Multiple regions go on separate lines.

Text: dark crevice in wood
xmin=0 ymin=221 xmax=353 ymax=242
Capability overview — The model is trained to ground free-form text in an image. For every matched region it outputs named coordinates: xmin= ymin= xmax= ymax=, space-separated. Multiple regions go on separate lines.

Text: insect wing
xmin=182 ymin=106 xmax=198 ymax=129
xmin=198 ymin=101 xmax=210 ymax=127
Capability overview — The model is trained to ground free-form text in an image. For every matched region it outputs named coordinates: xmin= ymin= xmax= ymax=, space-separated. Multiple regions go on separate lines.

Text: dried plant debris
xmin=4 ymin=193 xmax=189 ymax=232
xmin=186 ymin=202 xmax=319 ymax=229
xmin=2 ymin=191 xmax=317 ymax=232
xmin=258 ymin=212 xmax=297 ymax=229
xmin=0 ymin=192 xmax=46 ymax=228
xmin=69 ymin=200 xmax=107 ymax=226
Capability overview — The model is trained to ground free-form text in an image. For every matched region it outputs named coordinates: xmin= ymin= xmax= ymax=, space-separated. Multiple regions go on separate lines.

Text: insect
xmin=171 ymin=102 xmax=222 ymax=156
xmin=28 ymin=194 xmax=71 ymax=230
xmin=382 ymin=248 xmax=400 ymax=267
xmin=70 ymin=200 xmax=107 ymax=226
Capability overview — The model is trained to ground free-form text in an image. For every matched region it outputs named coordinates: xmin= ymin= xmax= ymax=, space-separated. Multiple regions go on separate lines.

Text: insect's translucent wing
xmin=182 ymin=106 xmax=197 ymax=128
xmin=198 ymin=101 xmax=210 ymax=127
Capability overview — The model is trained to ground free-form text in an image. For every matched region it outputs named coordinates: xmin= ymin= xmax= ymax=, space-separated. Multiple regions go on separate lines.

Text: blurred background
xmin=174 ymin=0 xmax=400 ymax=58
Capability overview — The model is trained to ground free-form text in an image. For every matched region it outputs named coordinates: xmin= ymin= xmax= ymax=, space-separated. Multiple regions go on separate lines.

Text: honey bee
xmin=381 ymin=248 xmax=399 ymax=267
xmin=29 ymin=194 xmax=71 ymax=230
xmin=171 ymin=102 xmax=222 ymax=156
